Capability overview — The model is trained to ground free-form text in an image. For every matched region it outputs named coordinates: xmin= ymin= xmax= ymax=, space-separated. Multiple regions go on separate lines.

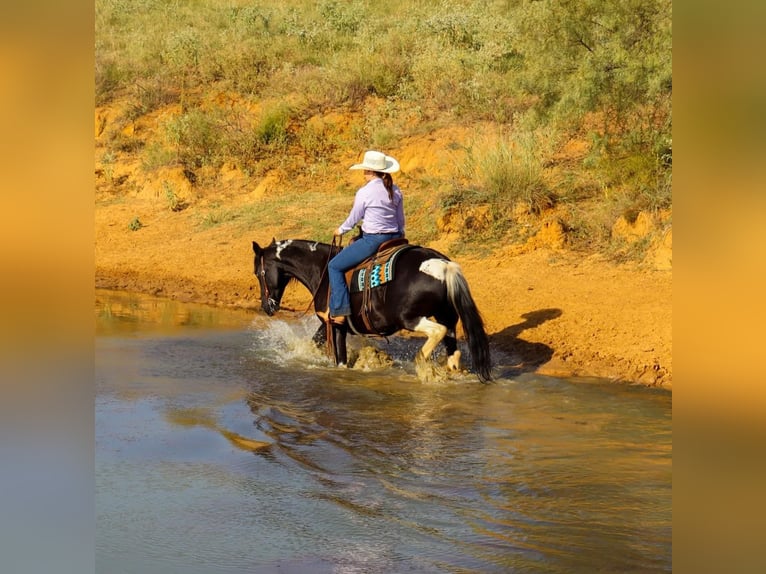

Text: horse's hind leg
xmin=409 ymin=318 xmax=448 ymax=383
xmin=413 ymin=318 xmax=447 ymax=362
xmin=443 ymin=330 xmax=462 ymax=372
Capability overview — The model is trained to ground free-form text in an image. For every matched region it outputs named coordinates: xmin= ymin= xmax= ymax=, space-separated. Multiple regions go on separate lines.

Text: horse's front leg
xmin=311 ymin=323 xmax=327 ymax=348
xmin=332 ymin=324 xmax=349 ymax=367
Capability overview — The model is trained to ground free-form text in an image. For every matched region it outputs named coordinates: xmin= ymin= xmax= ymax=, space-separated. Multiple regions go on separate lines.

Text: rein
xmin=258 ymin=254 xmax=270 ymax=302
xmin=323 ymin=235 xmax=343 ymax=360
xmin=298 ymin=235 xmax=343 ymax=317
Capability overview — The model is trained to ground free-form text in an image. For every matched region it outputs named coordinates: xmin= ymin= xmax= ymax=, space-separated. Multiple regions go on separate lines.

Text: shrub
xmin=446 ymin=134 xmax=554 ymax=213
xmin=165 ymin=108 xmax=224 ymax=169
xmin=163 ymin=181 xmax=185 ymax=212
xmin=256 ymin=105 xmax=291 ymax=147
xmin=96 ymin=0 xmax=671 ymax=260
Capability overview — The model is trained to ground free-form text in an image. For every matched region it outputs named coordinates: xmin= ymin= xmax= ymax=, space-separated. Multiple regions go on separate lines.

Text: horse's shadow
xmin=490 ymin=308 xmax=562 ymax=377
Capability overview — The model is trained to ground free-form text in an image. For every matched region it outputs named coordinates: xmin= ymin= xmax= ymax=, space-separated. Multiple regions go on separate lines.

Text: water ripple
xmin=97 ymin=296 xmax=672 ymax=573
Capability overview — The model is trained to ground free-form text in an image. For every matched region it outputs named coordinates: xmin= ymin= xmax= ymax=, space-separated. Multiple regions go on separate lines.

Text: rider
xmin=323 ymin=150 xmax=405 ymax=324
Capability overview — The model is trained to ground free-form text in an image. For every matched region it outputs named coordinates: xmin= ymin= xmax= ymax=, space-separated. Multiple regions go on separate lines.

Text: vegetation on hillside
xmin=96 ymin=0 xmax=671 ymax=259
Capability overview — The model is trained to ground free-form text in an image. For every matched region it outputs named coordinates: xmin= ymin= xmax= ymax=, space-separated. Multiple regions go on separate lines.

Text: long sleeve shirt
xmin=338 ymin=177 xmax=405 ymax=236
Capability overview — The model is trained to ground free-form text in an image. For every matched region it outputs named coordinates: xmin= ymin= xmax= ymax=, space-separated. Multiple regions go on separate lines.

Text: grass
xmin=163 ymin=181 xmax=185 ymax=212
xmin=438 ymin=133 xmax=556 ymax=242
xmin=96 ymin=0 xmax=671 ymax=262
xmin=235 ymin=189 xmax=353 ymax=241
xmin=197 ymin=204 xmax=238 ymax=229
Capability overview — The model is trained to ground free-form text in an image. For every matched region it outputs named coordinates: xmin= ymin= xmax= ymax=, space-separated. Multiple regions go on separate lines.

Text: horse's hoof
xmin=447 ymin=350 xmax=462 ymax=372
xmin=415 ymin=352 xmax=447 ymax=383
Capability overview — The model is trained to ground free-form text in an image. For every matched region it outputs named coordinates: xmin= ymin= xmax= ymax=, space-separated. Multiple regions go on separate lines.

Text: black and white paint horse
xmin=252 ymin=238 xmax=492 ymax=382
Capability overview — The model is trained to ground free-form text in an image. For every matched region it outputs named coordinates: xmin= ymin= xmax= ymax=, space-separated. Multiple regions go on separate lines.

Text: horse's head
xmin=252 ymin=239 xmax=291 ymax=316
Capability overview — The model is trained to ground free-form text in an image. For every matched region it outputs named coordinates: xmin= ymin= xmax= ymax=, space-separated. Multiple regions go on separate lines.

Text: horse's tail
xmin=444 ymin=262 xmax=492 ymax=382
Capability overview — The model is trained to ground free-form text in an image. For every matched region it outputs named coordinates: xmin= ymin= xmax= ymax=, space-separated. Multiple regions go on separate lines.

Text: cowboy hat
xmin=349 ymin=150 xmax=400 ymax=173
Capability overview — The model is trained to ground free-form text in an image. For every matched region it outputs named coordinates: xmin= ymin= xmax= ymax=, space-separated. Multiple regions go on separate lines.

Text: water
xmin=96 ymin=290 xmax=672 ymax=573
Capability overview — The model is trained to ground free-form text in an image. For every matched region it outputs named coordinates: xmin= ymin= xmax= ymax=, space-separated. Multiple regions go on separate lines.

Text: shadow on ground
xmin=490 ymin=308 xmax=562 ymax=377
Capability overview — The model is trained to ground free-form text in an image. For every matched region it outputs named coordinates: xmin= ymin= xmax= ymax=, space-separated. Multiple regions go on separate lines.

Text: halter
xmin=258 ymin=254 xmax=276 ymax=309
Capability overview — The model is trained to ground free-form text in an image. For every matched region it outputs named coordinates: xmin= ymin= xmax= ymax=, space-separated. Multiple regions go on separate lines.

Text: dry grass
xmin=96 ymin=0 xmax=671 ymax=261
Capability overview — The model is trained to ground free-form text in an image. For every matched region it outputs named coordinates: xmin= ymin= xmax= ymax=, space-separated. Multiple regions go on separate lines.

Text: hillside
xmin=95 ymin=96 xmax=672 ymax=387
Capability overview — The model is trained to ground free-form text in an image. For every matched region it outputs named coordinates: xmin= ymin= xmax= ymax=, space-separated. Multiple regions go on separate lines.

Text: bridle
xmin=258 ymin=237 xmax=343 ymax=316
xmin=257 ymin=236 xmax=350 ymax=360
xmin=257 ymin=254 xmax=277 ymax=310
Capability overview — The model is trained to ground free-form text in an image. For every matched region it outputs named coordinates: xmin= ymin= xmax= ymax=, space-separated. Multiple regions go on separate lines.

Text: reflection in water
xmin=95 ymin=288 xmax=253 ymax=335
xmin=165 ymin=407 xmax=271 ymax=452
xmin=243 ymin=371 xmax=671 ymax=573
xmin=96 ymin=290 xmax=671 ymax=573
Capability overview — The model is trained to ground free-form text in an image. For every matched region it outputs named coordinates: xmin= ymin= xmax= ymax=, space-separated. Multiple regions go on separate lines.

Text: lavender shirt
xmin=338 ymin=178 xmax=405 ymax=235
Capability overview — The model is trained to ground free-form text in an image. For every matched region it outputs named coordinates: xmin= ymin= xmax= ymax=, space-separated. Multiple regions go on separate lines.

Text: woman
xmin=324 ymin=150 xmax=405 ymax=324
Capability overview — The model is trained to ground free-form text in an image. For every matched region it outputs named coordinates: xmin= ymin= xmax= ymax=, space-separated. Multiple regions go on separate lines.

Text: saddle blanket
xmin=348 ymin=244 xmax=411 ymax=293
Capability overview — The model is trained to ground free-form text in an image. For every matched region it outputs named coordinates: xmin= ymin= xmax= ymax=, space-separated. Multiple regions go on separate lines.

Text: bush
xmin=166 ymin=109 xmax=224 ymax=169
xmin=445 ymin=133 xmax=554 ymax=214
xmin=96 ymin=0 xmax=672 ymax=259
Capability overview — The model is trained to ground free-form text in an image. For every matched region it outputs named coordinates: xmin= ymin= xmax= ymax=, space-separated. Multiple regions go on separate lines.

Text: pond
xmin=96 ymin=289 xmax=671 ymax=573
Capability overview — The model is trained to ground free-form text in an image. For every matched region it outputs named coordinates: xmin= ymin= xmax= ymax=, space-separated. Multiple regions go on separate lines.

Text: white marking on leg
xmin=413 ymin=317 xmax=447 ymax=359
xmin=447 ymin=349 xmax=462 ymax=371
xmin=275 ymin=239 xmax=293 ymax=259
xmin=419 ymin=258 xmax=448 ymax=282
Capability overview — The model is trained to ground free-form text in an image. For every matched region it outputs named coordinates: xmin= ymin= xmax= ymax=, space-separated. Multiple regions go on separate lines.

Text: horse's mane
xmin=276 ymin=238 xmax=341 ymax=256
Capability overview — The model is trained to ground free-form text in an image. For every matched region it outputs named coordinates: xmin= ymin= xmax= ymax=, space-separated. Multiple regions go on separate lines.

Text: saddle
xmin=344 ymin=238 xmax=411 ymax=332
xmin=345 ymin=238 xmax=410 ymax=293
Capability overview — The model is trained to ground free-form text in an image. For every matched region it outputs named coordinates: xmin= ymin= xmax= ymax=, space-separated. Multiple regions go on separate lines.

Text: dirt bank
xmin=95 ymin=100 xmax=671 ymax=388
xmin=94 ymin=194 xmax=671 ymax=388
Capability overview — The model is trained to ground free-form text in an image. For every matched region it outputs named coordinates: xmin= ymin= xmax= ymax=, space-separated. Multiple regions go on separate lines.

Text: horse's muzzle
xmin=263 ymin=297 xmax=279 ymax=316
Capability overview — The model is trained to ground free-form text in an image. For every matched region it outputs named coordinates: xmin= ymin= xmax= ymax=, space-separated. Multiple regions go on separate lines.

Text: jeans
xmin=328 ymin=232 xmax=402 ymax=316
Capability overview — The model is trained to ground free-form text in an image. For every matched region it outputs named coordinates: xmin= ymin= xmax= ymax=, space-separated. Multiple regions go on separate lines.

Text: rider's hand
xmin=333 ymin=228 xmax=343 ymax=237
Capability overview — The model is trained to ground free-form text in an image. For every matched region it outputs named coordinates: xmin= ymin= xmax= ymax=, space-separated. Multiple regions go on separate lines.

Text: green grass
xmin=439 ymin=133 xmax=556 ymax=241
xmin=162 ymin=181 xmax=185 ymax=212
xmin=197 ymin=204 xmax=238 ymax=229
xmin=233 ymin=190 xmax=352 ymax=241
xmin=96 ymin=0 xmax=672 ymax=262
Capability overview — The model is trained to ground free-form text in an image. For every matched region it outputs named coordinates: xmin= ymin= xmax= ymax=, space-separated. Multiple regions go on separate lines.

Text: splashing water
xmin=248 ymin=315 xmax=332 ymax=367
xmin=248 ymin=314 xmax=415 ymax=376
xmin=248 ymin=313 xmax=479 ymax=381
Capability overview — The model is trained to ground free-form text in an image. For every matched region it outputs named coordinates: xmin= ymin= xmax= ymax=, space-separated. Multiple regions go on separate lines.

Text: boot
xmin=317 ymin=309 xmax=346 ymax=325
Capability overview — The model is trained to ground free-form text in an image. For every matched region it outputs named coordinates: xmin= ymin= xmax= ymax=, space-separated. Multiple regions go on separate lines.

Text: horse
xmin=252 ymin=238 xmax=492 ymax=382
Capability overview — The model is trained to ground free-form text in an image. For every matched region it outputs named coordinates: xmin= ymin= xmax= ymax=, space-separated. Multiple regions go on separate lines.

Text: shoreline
xmin=95 ymin=247 xmax=672 ymax=390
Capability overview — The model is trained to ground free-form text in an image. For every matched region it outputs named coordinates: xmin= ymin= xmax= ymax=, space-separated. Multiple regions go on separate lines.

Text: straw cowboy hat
xmin=349 ymin=150 xmax=400 ymax=173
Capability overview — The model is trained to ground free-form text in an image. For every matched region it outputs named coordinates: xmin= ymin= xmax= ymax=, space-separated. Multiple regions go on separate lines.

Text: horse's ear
xmin=252 ymin=241 xmax=261 ymax=254
xmin=269 ymin=237 xmax=277 ymax=246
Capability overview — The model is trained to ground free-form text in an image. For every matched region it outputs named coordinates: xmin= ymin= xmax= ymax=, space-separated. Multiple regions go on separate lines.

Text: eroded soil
xmin=95 ymin=101 xmax=671 ymax=388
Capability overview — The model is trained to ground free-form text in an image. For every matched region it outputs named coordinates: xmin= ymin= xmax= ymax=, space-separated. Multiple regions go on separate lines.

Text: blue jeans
xmin=328 ymin=232 xmax=402 ymax=316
